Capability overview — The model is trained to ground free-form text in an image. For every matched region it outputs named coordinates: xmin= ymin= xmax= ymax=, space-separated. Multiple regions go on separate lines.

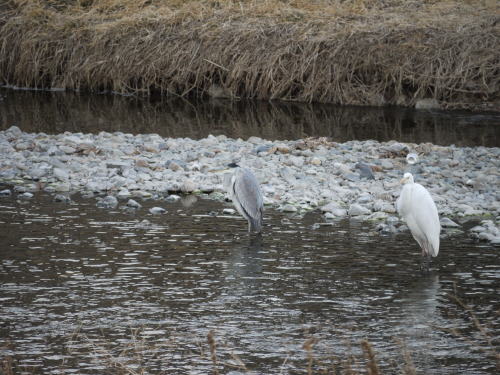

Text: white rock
xmin=166 ymin=194 xmax=181 ymax=202
xmin=331 ymin=208 xmax=348 ymax=217
xmin=282 ymin=204 xmax=297 ymax=212
xmin=97 ymin=195 xmax=118 ymax=208
xmin=149 ymin=207 xmax=166 ymax=215
xmin=59 ymin=145 xmax=76 ymax=154
xmin=440 ymin=217 xmax=460 ymax=228
xmin=321 ymin=202 xmax=342 ymax=212
xmin=181 ymin=179 xmax=196 ymax=193
xmin=310 ymin=157 xmax=322 ymax=166
xmin=349 ymin=204 xmax=371 ymax=216
xmin=0 ymin=189 xmax=12 ymax=196
xmin=53 ymin=168 xmax=69 ymax=181
xmin=223 ymin=208 xmax=236 ymax=214
xmin=324 ymin=212 xmax=335 ymax=219
xmin=126 ymin=199 xmax=142 ymax=209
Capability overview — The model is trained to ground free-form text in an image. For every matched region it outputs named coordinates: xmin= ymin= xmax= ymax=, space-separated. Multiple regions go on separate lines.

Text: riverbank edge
xmin=0 ymin=2 xmax=499 ymax=111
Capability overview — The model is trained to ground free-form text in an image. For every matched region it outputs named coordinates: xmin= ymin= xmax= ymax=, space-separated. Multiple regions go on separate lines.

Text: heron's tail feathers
xmin=250 ymin=217 xmax=263 ymax=233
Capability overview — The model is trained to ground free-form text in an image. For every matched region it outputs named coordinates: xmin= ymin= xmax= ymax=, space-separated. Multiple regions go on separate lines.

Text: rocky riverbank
xmin=0 ymin=126 xmax=499 ymax=244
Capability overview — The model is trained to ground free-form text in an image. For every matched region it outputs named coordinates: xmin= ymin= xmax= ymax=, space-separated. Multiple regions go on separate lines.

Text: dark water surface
xmin=1 ymin=88 xmax=499 ymax=146
xmin=0 ymin=192 xmax=498 ymax=374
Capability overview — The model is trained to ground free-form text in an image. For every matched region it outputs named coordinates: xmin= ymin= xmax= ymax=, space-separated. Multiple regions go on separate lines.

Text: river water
xmin=0 ymin=191 xmax=499 ymax=374
xmin=0 ymin=88 xmax=499 ymax=146
xmin=0 ymin=89 xmax=499 ymax=373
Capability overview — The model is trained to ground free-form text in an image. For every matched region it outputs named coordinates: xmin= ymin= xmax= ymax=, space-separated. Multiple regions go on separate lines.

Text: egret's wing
xmin=233 ymin=168 xmax=263 ymax=221
xmin=408 ymin=184 xmax=440 ymax=256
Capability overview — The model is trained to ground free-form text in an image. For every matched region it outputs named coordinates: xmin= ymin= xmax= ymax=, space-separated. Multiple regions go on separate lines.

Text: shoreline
xmin=1 ymin=1 xmax=499 ymax=111
xmin=1 ymin=126 xmax=498 ymax=244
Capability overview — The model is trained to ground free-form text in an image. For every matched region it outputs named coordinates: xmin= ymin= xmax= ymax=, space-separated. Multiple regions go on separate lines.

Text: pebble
xmin=126 ymin=199 xmax=142 ymax=209
xmin=440 ymin=217 xmax=460 ymax=228
xmin=19 ymin=192 xmax=34 ymax=199
xmin=54 ymin=194 xmax=71 ymax=203
xmin=282 ymin=204 xmax=297 ymax=213
xmin=181 ymin=179 xmax=196 ymax=193
xmin=166 ymin=194 xmax=181 ymax=202
xmin=355 ymin=162 xmax=375 ymax=180
xmin=349 ymin=204 xmax=371 ymax=216
xmin=0 ymin=189 xmax=12 ymax=196
xmin=223 ymin=208 xmax=236 ymax=214
xmin=97 ymin=195 xmax=118 ymax=208
xmin=53 ymin=168 xmax=69 ymax=181
xmin=149 ymin=207 xmax=166 ymax=215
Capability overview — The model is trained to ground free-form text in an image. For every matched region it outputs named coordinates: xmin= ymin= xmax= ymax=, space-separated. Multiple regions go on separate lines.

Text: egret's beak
xmin=400 ymin=177 xmax=407 ymax=184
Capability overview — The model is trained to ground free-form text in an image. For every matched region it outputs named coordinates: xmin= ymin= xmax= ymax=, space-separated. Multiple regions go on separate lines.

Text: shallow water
xmin=0 ymin=192 xmax=498 ymax=374
xmin=1 ymin=88 xmax=499 ymax=146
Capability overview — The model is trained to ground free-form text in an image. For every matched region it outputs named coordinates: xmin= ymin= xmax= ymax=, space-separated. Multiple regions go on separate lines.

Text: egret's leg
xmin=248 ymin=221 xmax=251 ymax=233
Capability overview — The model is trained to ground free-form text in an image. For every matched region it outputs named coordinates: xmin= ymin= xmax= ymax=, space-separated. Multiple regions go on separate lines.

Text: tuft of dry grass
xmin=0 ymin=0 xmax=498 ymax=110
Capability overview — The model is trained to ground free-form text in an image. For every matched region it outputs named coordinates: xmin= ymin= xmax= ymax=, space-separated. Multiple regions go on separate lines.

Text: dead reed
xmin=0 ymin=0 xmax=498 ymax=110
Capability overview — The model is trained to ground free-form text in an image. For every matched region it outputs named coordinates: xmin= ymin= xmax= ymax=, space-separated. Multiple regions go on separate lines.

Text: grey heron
xmin=396 ymin=173 xmax=440 ymax=271
xmin=223 ymin=163 xmax=264 ymax=233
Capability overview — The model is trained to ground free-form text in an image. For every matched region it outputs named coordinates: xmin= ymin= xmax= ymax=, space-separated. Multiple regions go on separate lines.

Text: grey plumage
xmin=224 ymin=165 xmax=264 ymax=233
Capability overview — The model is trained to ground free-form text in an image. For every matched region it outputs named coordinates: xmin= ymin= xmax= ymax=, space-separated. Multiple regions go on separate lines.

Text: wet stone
xmin=149 ymin=207 xmax=166 ymax=215
xmin=97 ymin=195 xmax=118 ymax=208
xmin=126 ymin=199 xmax=142 ymax=209
xmin=0 ymin=189 xmax=12 ymax=196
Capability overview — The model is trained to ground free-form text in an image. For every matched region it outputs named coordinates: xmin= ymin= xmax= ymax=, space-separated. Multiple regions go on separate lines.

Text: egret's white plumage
xmin=224 ymin=164 xmax=263 ymax=233
xmin=396 ymin=173 xmax=440 ymax=259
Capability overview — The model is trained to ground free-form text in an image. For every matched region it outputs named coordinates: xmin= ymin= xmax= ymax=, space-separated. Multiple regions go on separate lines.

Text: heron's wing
xmin=408 ymin=184 xmax=440 ymax=256
xmin=233 ymin=168 xmax=264 ymax=221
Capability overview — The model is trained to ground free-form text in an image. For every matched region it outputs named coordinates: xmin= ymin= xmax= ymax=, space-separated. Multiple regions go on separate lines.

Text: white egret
xmin=396 ymin=173 xmax=440 ymax=270
xmin=223 ymin=163 xmax=264 ymax=233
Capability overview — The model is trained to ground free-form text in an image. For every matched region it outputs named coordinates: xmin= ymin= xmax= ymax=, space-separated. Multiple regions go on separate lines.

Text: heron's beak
xmin=399 ymin=177 xmax=407 ymax=184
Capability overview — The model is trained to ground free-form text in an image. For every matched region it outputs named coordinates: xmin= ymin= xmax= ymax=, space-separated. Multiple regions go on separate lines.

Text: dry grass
xmin=0 ymin=0 xmax=499 ymax=110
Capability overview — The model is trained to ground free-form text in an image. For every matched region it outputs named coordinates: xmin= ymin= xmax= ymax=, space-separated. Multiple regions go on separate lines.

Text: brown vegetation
xmin=0 ymin=0 xmax=499 ymax=110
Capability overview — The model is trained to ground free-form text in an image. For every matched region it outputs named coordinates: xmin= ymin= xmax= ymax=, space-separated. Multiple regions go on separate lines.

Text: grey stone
xmin=282 ymin=204 xmax=297 ymax=212
xmin=381 ymin=160 xmax=393 ymax=169
xmin=0 ymin=189 xmax=12 ymax=196
xmin=126 ymin=199 xmax=142 ymax=209
xmin=19 ymin=192 xmax=34 ymax=199
xmin=53 ymin=168 xmax=69 ymax=181
xmin=254 ymin=144 xmax=273 ymax=154
xmin=54 ymin=194 xmax=71 ymax=203
xmin=320 ymin=202 xmax=342 ymax=213
xmin=149 ymin=207 xmax=166 ymax=215
xmin=331 ymin=208 xmax=348 ymax=217
xmin=355 ymin=163 xmax=375 ymax=180
xmin=440 ymin=217 xmax=460 ymax=228
xmin=59 ymin=145 xmax=76 ymax=154
xmin=97 ymin=195 xmax=118 ymax=208
xmin=349 ymin=204 xmax=371 ymax=216
xmin=165 ymin=159 xmax=186 ymax=171
xmin=165 ymin=194 xmax=181 ymax=202
xmin=180 ymin=179 xmax=196 ymax=193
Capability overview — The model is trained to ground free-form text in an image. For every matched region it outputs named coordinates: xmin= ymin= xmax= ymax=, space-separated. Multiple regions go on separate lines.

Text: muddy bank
xmin=0 ymin=0 xmax=499 ymax=111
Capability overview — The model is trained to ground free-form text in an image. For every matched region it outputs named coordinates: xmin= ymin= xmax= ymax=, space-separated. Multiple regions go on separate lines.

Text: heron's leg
xmin=248 ymin=221 xmax=251 ymax=233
